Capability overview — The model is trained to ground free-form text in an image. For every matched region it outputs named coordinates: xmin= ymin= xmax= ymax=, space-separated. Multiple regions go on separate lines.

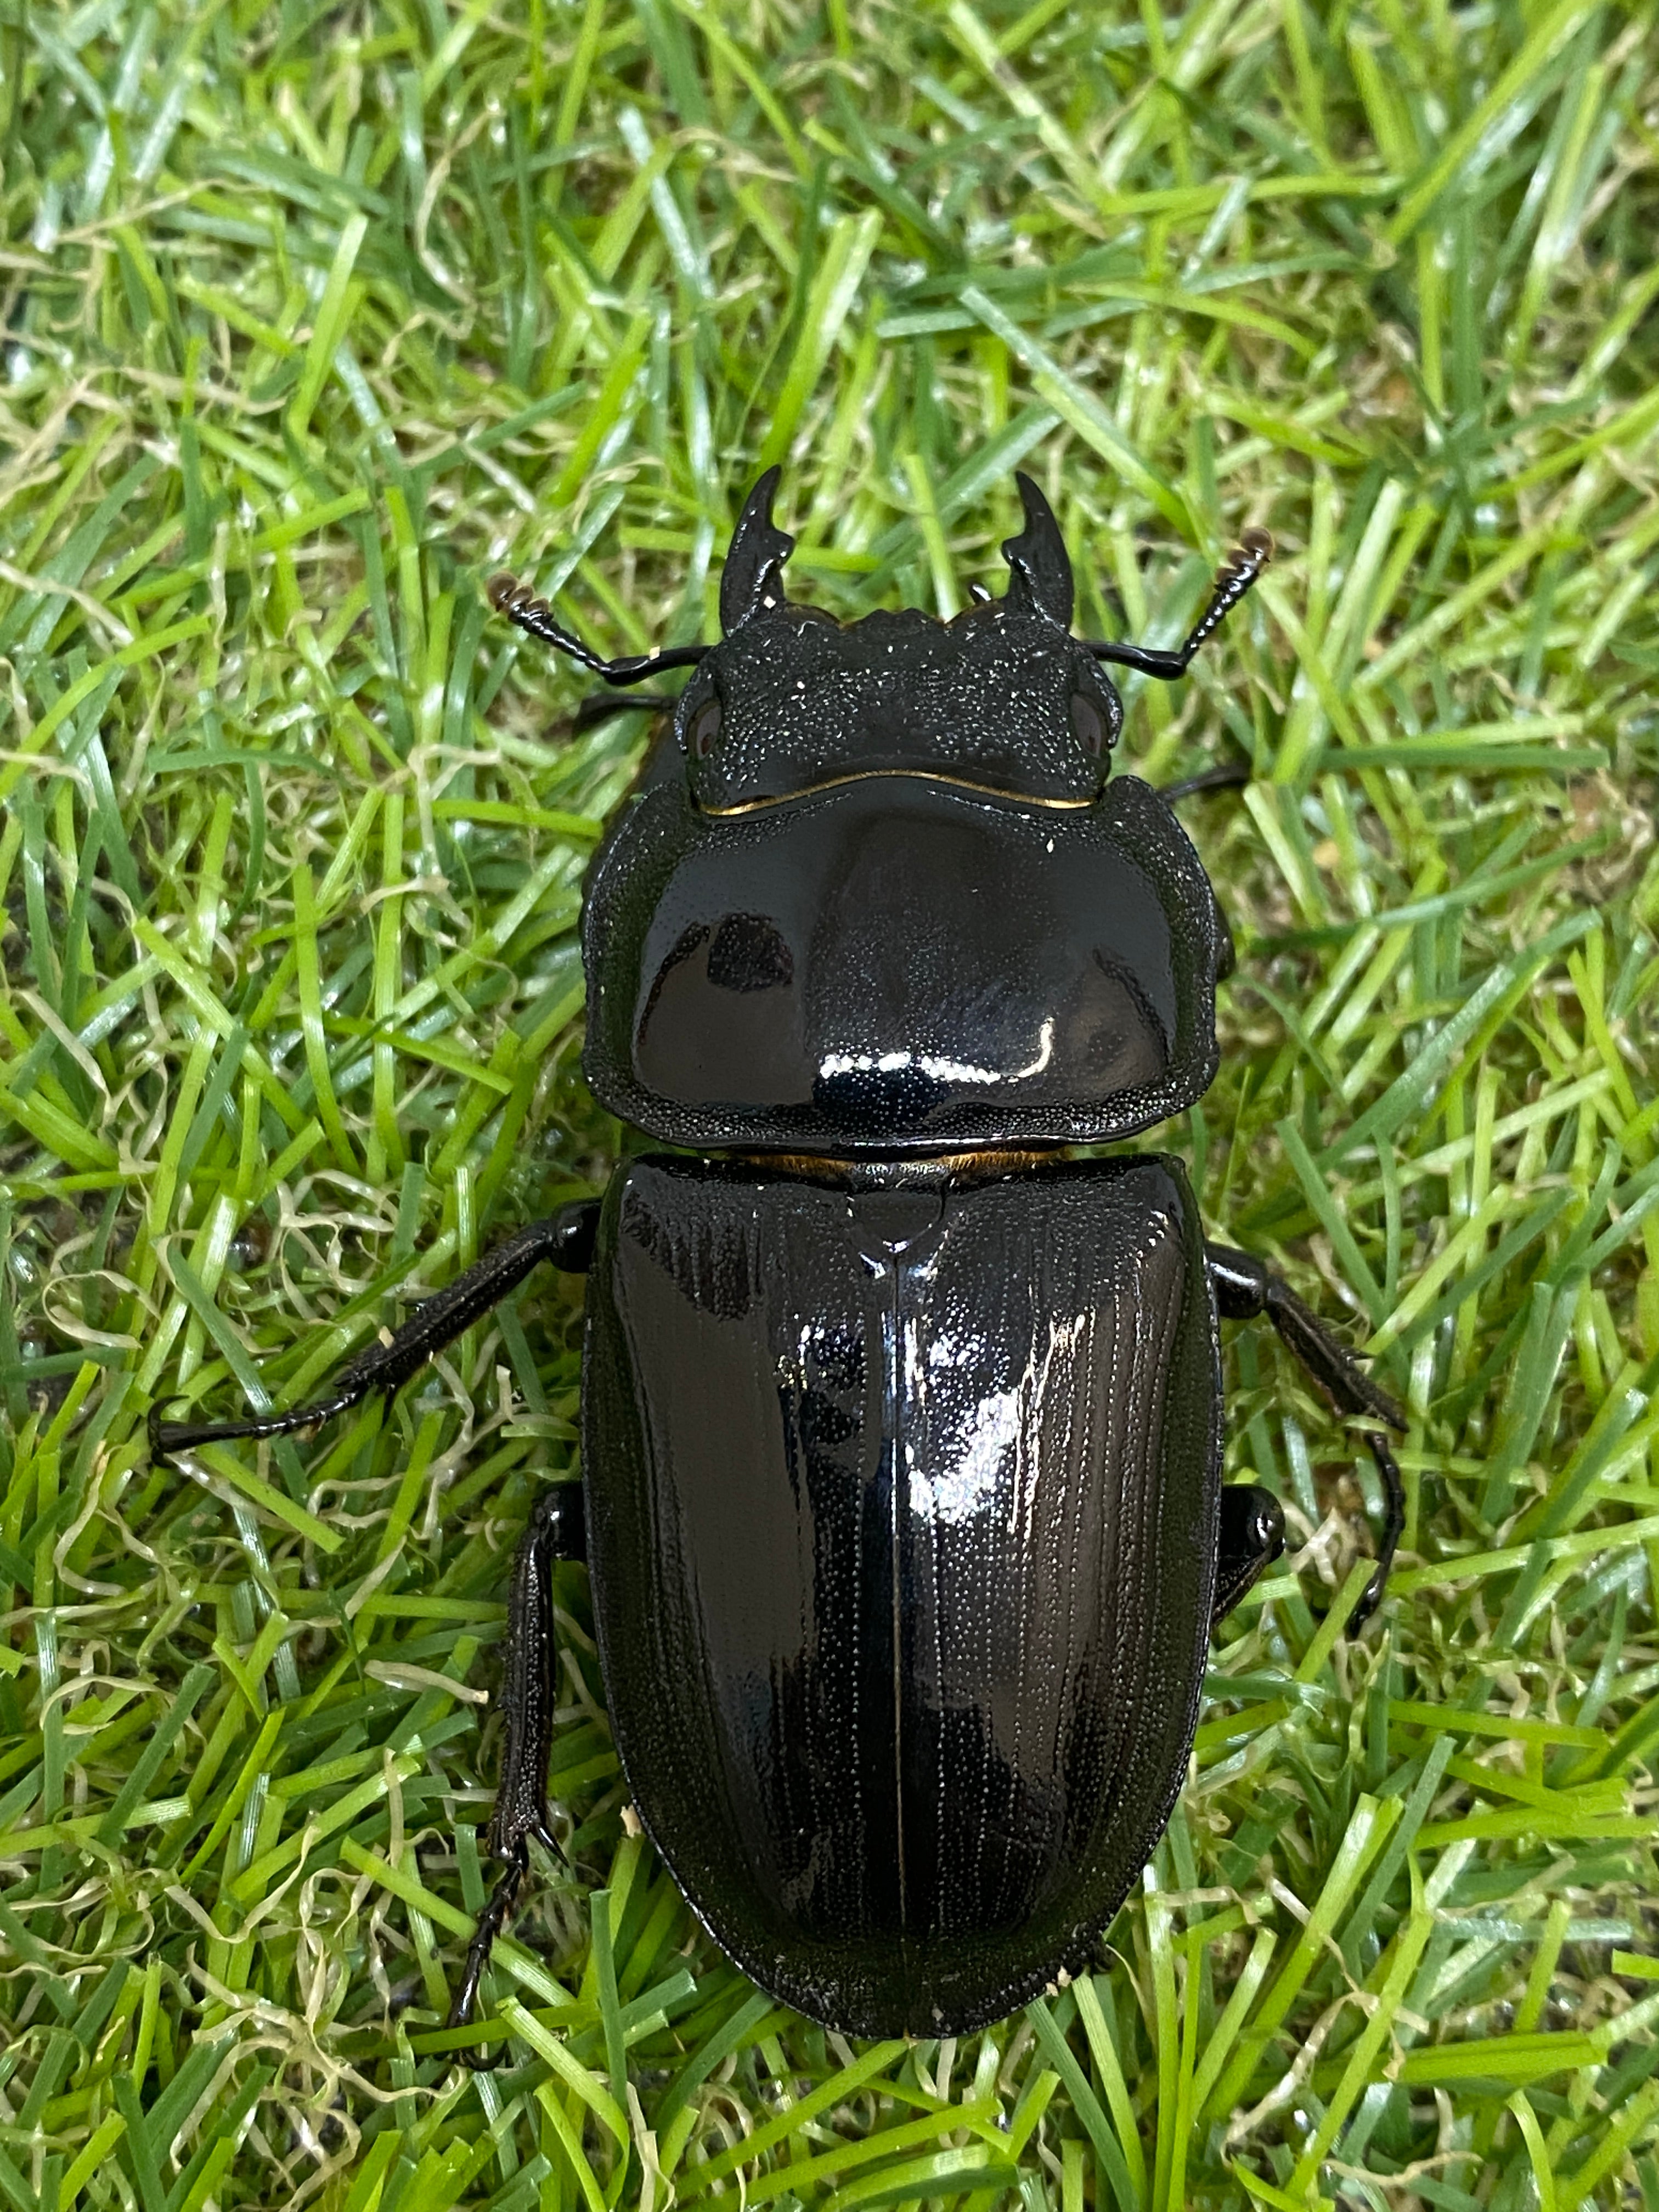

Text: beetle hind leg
xmin=1207 ymin=1245 xmax=1406 ymax=1629
xmin=448 ymin=1483 xmax=586 ymax=2055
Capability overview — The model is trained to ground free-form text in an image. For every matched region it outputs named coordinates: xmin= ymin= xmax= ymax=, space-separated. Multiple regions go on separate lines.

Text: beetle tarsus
xmin=1088 ymin=527 xmax=1272 ymax=680
xmin=1207 ymin=1243 xmax=1406 ymax=1626
xmin=149 ymin=1203 xmax=602 ymax=1459
xmin=447 ymin=1842 xmax=529 ymax=2059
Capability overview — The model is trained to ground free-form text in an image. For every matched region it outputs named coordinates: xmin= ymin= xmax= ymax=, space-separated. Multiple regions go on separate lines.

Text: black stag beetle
xmin=153 ymin=468 xmax=1406 ymax=2042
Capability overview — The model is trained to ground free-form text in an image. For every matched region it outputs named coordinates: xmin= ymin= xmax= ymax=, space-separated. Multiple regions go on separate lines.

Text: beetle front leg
xmin=449 ymin=1483 xmax=588 ymax=2050
xmin=1207 ymin=1244 xmax=1406 ymax=1628
xmin=572 ymin=689 xmax=682 ymax=730
xmin=1158 ymin=760 xmax=1251 ymax=804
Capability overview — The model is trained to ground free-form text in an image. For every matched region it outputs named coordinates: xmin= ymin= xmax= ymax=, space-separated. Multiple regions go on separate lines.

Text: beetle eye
xmin=690 ymin=697 xmax=723 ymax=758
xmin=1070 ymin=692 xmax=1107 ymax=755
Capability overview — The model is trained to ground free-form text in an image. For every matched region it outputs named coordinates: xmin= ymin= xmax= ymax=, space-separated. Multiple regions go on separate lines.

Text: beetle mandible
xmin=153 ymin=469 xmax=1406 ymax=2041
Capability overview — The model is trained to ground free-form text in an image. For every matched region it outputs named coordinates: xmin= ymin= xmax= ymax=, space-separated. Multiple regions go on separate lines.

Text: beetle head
xmin=675 ymin=471 xmax=1124 ymax=813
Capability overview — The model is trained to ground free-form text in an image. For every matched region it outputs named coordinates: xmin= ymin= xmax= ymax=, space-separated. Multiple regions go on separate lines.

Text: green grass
xmin=2 ymin=0 xmax=1657 ymax=2205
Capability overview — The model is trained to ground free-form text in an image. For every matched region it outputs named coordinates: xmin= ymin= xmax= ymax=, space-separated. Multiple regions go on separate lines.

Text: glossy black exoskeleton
xmin=152 ymin=470 xmax=1407 ymax=2041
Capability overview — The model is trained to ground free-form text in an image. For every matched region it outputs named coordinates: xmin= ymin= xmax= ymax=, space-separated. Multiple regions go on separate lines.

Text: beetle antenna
xmin=447 ymin=1843 xmax=529 ymax=2062
xmin=487 ymin=573 xmax=708 ymax=687
xmin=1086 ymin=528 xmax=1272 ymax=681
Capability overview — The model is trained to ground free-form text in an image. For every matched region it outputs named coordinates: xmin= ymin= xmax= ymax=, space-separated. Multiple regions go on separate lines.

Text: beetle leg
xmin=1158 ymin=760 xmax=1251 ymax=803
xmin=487 ymin=573 xmax=707 ymax=686
xmin=1207 ymin=1244 xmax=1406 ymax=1628
xmin=1212 ymin=1483 xmax=1285 ymax=1626
xmin=448 ymin=1484 xmax=586 ymax=2052
xmin=149 ymin=1200 xmax=601 ymax=1457
xmin=572 ymin=688 xmax=681 ymax=730
xmin=1087 ymin=528 xmax=1272 ymax=680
